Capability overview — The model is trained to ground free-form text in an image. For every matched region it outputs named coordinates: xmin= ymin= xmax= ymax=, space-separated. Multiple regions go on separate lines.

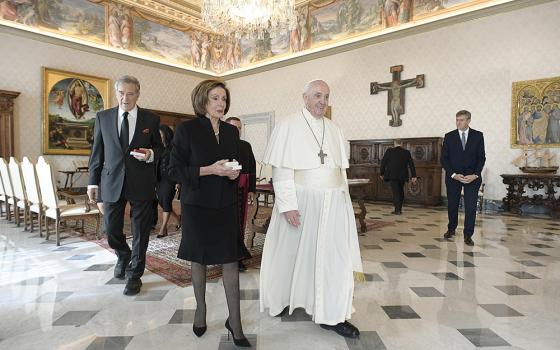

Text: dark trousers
xmin=389 ymin=179 xmax=405 ymax=212
xmin=446 ymin=177 xmax=481 ymax=238
xmin=104 ymin=196 xmax=154 ymax=279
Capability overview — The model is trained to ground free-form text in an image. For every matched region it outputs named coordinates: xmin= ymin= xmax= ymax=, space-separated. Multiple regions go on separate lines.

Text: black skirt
xmin=157 ymin=180 xmax=176 ymax=212
xmin=177 ymin=204 xmax=250 ymax=265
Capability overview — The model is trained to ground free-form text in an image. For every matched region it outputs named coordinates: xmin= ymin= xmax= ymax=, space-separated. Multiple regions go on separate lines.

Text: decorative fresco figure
xmin=68 ymin=79 xmax=89 ymax=119
xmin=384 ymin=0 xmax=400 ymax=27
xmin=191 ymin=32 xmax=201 ymax=68
xmin=121 ymin=12 xmax=132 ymax=49
xmin=108 ymin=4 xmax=131 ymax=49
xmin=299 ymin=6 xmax=309 ymax=50
xmin=225 ymin=33 xmax=236 ymax=70
xmin=210 ymin=36 xmax=226 ymax=73
xmin=398 ymin=0 xmax=412 ymax=23
xmin=0 ymin=0 xmax=17 ymax=21
xmin=200 ymin=33 xmax=210 ymax=70
xmin=108 ymin=5 xmax=123 ymax=48
xmin=289 ymin=19 xmax=301 ymax=52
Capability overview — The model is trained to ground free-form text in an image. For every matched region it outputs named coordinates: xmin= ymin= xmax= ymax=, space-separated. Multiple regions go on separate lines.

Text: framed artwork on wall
xmin=42 ymin=67 xmax=110 ymax=155
xmin=511 ymin=76 xmax=560 ymax=148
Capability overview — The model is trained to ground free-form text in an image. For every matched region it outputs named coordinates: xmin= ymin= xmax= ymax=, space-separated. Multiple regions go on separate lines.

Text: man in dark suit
xmin=226 ymin=117 xmax=256 ymax=272
xmin=441 ymin=110 xmax=486 ymax=246
xmin=88 ymin=75 xmax=163 ymax=295
xmin=380 ymin=139 xmax=417 ymax=215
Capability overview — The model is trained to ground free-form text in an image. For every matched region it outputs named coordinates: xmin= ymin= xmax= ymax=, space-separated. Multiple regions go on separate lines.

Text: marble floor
xmin=1 ymin=203 xmax=559 ymax=350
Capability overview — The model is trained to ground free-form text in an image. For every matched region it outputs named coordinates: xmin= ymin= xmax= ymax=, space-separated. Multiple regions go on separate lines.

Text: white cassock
xmin=259 ymin=108 xmax=364 ymax=325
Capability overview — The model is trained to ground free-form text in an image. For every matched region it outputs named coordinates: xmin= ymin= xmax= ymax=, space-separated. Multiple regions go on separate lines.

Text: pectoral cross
xmin=318 ymin=149 xmax=327 ymax=164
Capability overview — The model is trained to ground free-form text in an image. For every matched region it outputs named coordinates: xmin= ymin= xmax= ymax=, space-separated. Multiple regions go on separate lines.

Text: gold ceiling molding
xmin=112 ymin=0 xmax=209 ymax=32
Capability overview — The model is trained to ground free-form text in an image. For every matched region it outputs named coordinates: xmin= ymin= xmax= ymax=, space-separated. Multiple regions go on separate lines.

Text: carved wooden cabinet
xmin=347 ymin=137 xmax=443 ymax=205
xmin=0 ymin=90 xmax=20 ymax=158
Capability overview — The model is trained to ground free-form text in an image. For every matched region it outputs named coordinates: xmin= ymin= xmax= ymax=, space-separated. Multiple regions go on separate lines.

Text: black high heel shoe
xmin=225 ymin=318 xmax=251 ymax=347
xmin=192 ymin=324 xmax=207 ymax=337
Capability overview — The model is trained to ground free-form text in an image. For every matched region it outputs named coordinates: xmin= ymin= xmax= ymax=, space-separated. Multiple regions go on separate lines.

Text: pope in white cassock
xmin=259 ymin=80 xmax=363 ymax=338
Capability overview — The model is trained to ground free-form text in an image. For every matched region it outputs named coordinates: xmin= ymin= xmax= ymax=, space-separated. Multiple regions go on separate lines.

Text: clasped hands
xmin=212 ymin=159 xmax=240 ymax=180
xmin=452 ymin=174 xmax=478 ymax=184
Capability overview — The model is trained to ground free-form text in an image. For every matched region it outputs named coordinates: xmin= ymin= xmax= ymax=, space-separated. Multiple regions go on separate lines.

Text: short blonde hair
xmin=191 ymin=80 xmax=230 ymax=116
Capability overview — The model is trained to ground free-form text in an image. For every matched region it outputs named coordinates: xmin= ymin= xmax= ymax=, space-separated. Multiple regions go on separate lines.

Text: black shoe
xmin=320 ymin=321 xmax=360 ymax=338
xmin=274 ymin=306 xmax=289 ymax=317
xmin=156 ymin=231 xmax=168 ymax=238
xmin=443 ymin=230 xmax=456 ymax=239
xmin=193 ymin=324 xmax=207 ymax=337
xmin=464 ymin=237 xmax=474 ymax=246
xmin=238 ymin=260 xmax=247 ymax=272
xmin=114 ymin=256 xmax=130 ymax=279
xmin=225 ymin=318 xmax=251 ymax=347
xmin=391 ymin=210 xmax=401 ymax=215
xmin=123 ymin=278 xmax=142 ymax=296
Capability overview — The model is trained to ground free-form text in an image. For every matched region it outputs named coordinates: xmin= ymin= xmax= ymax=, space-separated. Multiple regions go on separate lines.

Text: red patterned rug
xmin=80 ymin=203 xmax=393 ymax=287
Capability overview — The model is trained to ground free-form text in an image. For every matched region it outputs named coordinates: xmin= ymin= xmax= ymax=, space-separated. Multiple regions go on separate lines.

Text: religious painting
xmin=0 ymin=0 xmax=105 ymax=44
xmin=290 ymin=5 xmax=311 ymax=53
xmin=132 ymin=17 xmax=190 ymax=65
xmin=42 ymin=68 xmax=110 ymax=155
xmin=413 ymin=0 xmax=475 ymax=20
xmin=310 ymin=0 xmax=382 ymax=47
xmin=511 ymin=76 xmax=560 ymax=148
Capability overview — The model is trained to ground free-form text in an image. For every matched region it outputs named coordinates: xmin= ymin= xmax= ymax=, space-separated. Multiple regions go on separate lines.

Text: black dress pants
xmin=389 ymin=179 xmax=405 ymax=212
xmin=104 ymin=196 xmax=154 ymax=279
xmin=446 ymin=177 xmax=481 ymax=238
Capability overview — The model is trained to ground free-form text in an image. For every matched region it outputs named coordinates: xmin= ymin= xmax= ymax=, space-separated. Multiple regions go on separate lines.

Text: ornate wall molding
xmin=0 ymin=90 xmax=20 ymax=158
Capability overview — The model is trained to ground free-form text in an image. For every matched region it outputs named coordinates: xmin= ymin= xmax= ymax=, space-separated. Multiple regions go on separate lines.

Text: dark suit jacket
xmin=239 ymin=140 xmax=256 ymax=193
xmin=169 ymin=116 xmax=239 ymax=209
xmin=380 ymin=146 xmax=416 ymax=181
xmin=88 ymin=106 xmax=163 ymax=202
xmin=441 ymin=128 xmax=486 ymax=179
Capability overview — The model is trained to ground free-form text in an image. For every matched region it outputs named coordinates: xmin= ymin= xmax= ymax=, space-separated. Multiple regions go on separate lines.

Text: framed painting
xmin=42 ymin=67 xmax=110 ymax=155
xmin=511 ymin=76 xmax=560 ymax=148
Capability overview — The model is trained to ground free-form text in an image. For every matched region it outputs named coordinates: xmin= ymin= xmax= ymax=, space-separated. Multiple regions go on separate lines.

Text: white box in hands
xmin=225 ymin=161 xmax=242 ymax=170
xmin=130 ymin=149 xmax=146 ymax=158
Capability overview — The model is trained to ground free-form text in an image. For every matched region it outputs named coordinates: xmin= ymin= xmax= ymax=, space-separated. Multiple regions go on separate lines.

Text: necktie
xmin=461 ymin=131 xmax=466 ymax=150
xmin=120 ymin=111 xmax=129 ymax=151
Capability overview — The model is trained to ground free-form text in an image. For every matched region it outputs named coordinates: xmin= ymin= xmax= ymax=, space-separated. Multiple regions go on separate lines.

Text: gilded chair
xmin=35 ymin=156 xmax=100 ymax=246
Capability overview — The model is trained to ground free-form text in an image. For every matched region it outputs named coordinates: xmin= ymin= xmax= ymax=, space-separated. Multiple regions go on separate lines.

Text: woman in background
xmin=156 ymin=124 xmax=180 ymax=238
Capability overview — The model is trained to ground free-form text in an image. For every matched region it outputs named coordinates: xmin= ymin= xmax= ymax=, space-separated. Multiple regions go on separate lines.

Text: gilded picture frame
xmin=511 ymin=76 xmax=560 ymax=148
xmin=42 ymin=67 xmax=110 ymax=155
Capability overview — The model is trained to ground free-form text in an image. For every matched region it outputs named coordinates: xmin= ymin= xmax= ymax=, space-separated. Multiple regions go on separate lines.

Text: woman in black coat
xmin=168 ymin=80 xmax=251 ymax=347
xmin=156 ymin=124 xmax=180 ymax=238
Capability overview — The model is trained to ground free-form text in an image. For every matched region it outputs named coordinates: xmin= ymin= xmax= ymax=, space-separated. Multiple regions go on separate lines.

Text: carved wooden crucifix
xmin=370 ymin=65 xmax=425 ymax=127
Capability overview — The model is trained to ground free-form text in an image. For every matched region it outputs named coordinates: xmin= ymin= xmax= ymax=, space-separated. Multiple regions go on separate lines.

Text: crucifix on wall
xmin=370 ymin=65 xmax=425 ymax=127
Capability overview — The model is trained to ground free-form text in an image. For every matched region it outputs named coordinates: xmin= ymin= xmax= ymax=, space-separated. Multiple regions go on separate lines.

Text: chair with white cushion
xmin=35 ymin=156 xmax=100 ymax=246
xmin=0 ymin=157 xmax=15 ymax=222
xmin=21 ymin=157 xmax=44 ymax=235
xmin=9 ymin=157 xmax=28 ymax=229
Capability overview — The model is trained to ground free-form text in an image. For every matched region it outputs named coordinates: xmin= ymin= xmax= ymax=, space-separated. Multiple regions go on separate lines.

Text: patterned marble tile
xmin=85 ymin=336 xmax=133 ymax=350
xmin=457 ymin=328 xmax=510 ymax=347
xmin=381 ymin=305 xmax=420 ymax=319
xmin=494 ymin=285 xmax=532 ymax=295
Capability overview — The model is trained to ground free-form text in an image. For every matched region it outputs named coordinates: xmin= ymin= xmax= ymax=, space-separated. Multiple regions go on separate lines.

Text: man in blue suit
xmin=441 ymin=110 xmax=486 ymax=246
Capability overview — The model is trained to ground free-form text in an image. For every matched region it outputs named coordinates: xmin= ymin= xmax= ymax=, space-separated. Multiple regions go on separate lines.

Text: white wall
xmin=226 ymin=0 xmax=560 ymax=201
xmin=0 ymin=32 xmax=202 ymax=186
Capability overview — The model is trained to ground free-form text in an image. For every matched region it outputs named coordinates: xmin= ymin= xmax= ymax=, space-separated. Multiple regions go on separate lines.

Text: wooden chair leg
xmin=45 ymin=217 xmax=50 ymax=241
xmin=56 ymin=219 xmax=60 ymax=246
xmin=23 ymin=206 xmax=28 ymax=231
xmin=38 ymin=210 xmax=43 ymax=238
